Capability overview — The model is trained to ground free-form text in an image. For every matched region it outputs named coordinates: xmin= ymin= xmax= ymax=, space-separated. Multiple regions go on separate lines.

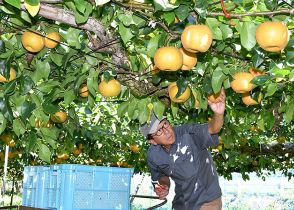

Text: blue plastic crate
xmin=22 ymin=164 xmax=134 ymax=210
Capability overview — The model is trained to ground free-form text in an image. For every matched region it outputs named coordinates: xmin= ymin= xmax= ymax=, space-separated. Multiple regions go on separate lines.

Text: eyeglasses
xmin=152 ymin=120 xmax=170 ymax=137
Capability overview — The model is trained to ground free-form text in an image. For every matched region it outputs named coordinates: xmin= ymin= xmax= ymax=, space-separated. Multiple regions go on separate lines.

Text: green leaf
xmin=211 ymin=69 xmax=227 ymax=93
xmin=174 ymin=5 xmax=190 ymax=20
xmin=264 ymin=0 xmax=277 ymax=11
xmin=132 ymin=16 xmax=146 ymax=27
xmin=0 ymin=113 xmax=7 ymax=135
xmin=117 ymin=14 xmax=133 ymax=27
xmin=128 ymin=98 xmax=138 ymax=120
xmin=119 ymin=23 xmax=134 ymax=44
xmin=0 ymin=41 xmax=5 ymax=53
xmin=26 ymin=132 xmax=38 ymax=152
xmin=147 ymin=36 xmax=160 ymax=58
xmin=153 ymin=100 xmax=165 ymax=119
xmin=206 ymin=18 xmax=220 ymax=28
xmin=163 ymin=12 xmax=175 ymax=25
xmin=153 ymin=0 xmax=179 ymax=11
xmin=74 ymin=0 xmax=86 ymax=13
xmin=257 ymin=118 xmax=265 ymax=131
xmin=62 ymin=50 xmax=78 ymax=67
xmin=284 ymin=104 xmax=294 ymax=124
xmin=0 ymin=96 xmax=13 ymax=122
xmin=176 ymin=78 xmax=188 ymax=98
xmin=170 ymin=102 xmax=178 ymax=117
xmin=251 ymin=74 xmax=274 ymax=86
xmin=265 ymin=83 xmax=277 ymax=97
xmin=286 ymin=51 xmax=294 ymax=67
xmin=4 ymin=0 xmax=21 ymax=9
xmin=270 ymin=68 xmax=290 ymax=77
xmin=152 ymin=74 xmax=161 ymax=85
xmin=202 ymin=76 xmax=213 ymax=93
xmin=38 ymin=143 xmax=51 ymax=163
xmin=0 ymin=4 xmax=16 ymax=14
xmin=20 ymin=11 xmax=32 ymax=23
xmin=289 ymin=70 xmax=294 ymax=81
xmin=206 ymin=18 xmax=222 ymax=40
xmin=0 ymin=51 xmax=13 ymax=59
xmin=74 ymin=2 xmax=93 ymax=24
xmin=13 ymin=118 xmax=26 ymax=137
xmin=287 ymin=38 xmax=294 ymax=49
xmin=14 ymin=95 xmax=26 ymax=108
xmin=64 ymin=89 xmax=76 ymax=106
xmin=25 ymin=0 xmax=39 ymax=6
xmin=252 ymin=49 xmax=265 ymax=67
xmin=17 ymin=101 xmax=36 ymax=121
xmin=138 ymin=98 xmax=150 ymax=124
xmin=219 ymin=24 xmax=233 ymax=40
xmin=74 ymin=74 xmax=88 ymax=92
xmin=117 ymin=101 xmax=129 ymax=117
xmin=87 ymin=71 xmax=99 ymax=97
xmin=20 ymin=75 xmax=34 ymax=95
xmin=32 ymin=60 xmax=51 ymax=83
xmin=0 ymin=59 xmax=10 ymax=78
xmin=117 ymin=14 xmax=145 ymax=27
xmin=4 ymin=80 xmax=16 ymax=95
xmin=42 ymin=103 xmax=60 ymax=114
xmin=50 ymin=53 xmax=63 ymax=66
xmin=223 ymin=77 xmax=231 ymax=89
xmin=30 ymin=94 xmax=43 ymax=108
xmin=194 ymin=0 xmax=208 ymax=18
xmin=41 ymin=135 xmax=57 ymax=150
xmin=37 ymin=80 xmax=59 ymax=93
xmin=10 ymin=17 xmax=26 ymax=28
xmin=138 ymin=108 xmax=149 ymax=124
xmin=240 ymin=22 xmax=257 ymax=51
xmin=39 ymin=128 xmax=58 ymax=148
xmin=66 ymin=28 xmax=82 ymax=49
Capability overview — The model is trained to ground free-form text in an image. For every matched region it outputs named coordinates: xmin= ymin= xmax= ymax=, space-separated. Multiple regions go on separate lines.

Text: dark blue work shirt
xmin=147 ymin=123 xmax=222 ymax=210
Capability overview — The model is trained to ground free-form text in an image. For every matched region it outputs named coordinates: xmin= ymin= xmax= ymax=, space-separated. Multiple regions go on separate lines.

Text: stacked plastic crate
xmin=22 ymin=164 xmax=133 ymax=210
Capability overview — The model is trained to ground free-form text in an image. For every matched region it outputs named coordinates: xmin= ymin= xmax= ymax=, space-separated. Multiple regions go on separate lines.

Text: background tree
xmin=0 ymin=0 xmax=293 ymax=180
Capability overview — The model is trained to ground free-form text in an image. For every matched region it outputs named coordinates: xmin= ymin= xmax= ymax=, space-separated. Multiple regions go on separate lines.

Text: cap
xmin=140 ymin=112 xmax=165 ymax=138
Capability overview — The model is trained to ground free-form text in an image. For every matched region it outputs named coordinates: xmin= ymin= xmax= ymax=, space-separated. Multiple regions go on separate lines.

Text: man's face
xmin=149 ymin=119 xmax=175 ymax=146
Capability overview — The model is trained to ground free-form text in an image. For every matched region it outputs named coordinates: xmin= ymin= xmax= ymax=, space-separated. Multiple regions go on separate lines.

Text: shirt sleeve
xmin=148 ymin=159 xmax=164 ymax=181
xmin=183 ymin=123 xmax=219 ymax=149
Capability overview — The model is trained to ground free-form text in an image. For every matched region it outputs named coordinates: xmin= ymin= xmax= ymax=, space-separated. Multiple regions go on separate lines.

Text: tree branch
xmin=239 ymin=143 xmax=294 ymax=157
xmin=39 ymin=3 xmax=107 ymax=39
xmin=103 ymin=2 xmax=294 ymax=17
xmin=207 ymin=9 xmax=294 ymax=17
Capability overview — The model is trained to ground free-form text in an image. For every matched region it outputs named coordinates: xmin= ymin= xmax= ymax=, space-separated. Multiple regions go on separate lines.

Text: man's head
xmin=140 ymin=113 xmax=175 ymax=146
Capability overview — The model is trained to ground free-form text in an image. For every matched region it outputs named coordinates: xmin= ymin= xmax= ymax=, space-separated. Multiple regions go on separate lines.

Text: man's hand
xmin=208 ymin=87 xmax=226 ymax=115
xmin=208 ymin=88 xmax=226 ymax=134
xmin=154 ymin=184 xmax=169 ymax=200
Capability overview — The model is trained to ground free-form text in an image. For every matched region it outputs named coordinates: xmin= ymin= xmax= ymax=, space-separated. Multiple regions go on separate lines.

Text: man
xmin=140 ymin=88 xmax=225 ymax=210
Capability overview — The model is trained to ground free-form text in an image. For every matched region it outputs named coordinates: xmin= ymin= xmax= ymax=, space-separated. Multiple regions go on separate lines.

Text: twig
xmin=40 ymin=0 xmax=63 ymax=3
xmin=220 ymin=0 xmax=231 ymax=18
xmin=207 ymin=9 xmax=294 ymax=17
xmin=111 ymin=0 xmax=175 ymax=35
xmin=211 ymin=49 xmax=251 ymax=61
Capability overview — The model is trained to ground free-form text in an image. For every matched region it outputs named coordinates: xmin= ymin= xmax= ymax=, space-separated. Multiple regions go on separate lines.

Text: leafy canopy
xmin=0 ymin=0 xmax=293 ymax=180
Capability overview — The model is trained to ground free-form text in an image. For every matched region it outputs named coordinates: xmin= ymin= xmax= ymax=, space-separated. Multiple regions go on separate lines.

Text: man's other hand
xmin=154 ymin=184 xmax=169 ymax=200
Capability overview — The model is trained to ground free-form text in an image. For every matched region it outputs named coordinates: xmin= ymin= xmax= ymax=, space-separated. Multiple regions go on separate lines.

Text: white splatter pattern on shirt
xmin=180 ymin=145 xmax=188 ymax=154
xmin=194 ymin=182 xmax=198 ymax=193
